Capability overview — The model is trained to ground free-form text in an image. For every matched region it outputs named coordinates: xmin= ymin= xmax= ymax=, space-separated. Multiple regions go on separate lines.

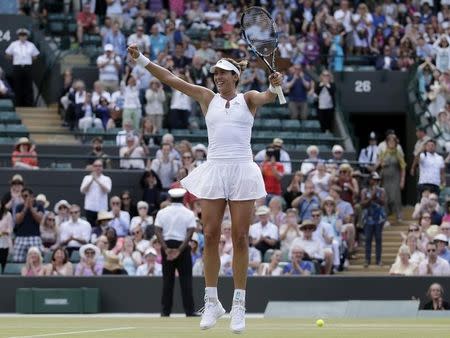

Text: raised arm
xmin=244 ymin=72 xmax=283 ymax=113
xmin=128 ymin=45 xmax=214 ymax=114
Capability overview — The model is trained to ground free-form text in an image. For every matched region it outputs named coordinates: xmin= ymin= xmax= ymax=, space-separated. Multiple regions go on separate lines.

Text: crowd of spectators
xmin=4 ymin=1 xmax=450 ymax=277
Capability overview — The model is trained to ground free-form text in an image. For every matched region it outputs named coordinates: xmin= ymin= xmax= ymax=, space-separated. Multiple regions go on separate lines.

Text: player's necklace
xmin=221 ymin=93 xmax=237 ymax=114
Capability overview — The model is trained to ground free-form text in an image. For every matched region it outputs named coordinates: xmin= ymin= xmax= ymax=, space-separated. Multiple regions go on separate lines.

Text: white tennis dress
xmin=181 ymin=93 xmax=266 ymax=200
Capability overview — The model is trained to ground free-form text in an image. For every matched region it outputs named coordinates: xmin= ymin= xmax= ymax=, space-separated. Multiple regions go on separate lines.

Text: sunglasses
xmin=47 ymin=218 xmax=55 ymax=221
xmin=302 ymin=227 xmax=315 ymax=231
xmin=441 ymin=228 xmax=450 ymax=231
xmin=311 ymin=214 xmax=321 ymax=218
xmin=427 ymin=249 xmax=436 ymax=252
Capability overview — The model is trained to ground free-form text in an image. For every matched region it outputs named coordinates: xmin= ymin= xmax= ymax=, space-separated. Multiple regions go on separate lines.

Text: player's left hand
xmin=269 ymin=72 xmax=283 ymax=87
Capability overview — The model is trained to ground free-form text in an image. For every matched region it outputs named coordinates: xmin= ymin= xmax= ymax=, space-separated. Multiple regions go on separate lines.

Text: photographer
xmin=260 ymin=146 xmax=284 ymax=201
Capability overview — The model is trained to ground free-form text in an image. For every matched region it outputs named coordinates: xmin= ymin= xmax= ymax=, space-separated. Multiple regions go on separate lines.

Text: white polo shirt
xmin=80 ymin=174 xmax=112 ymax=212
xmin=418 ymin=257 xmax=450 ymax=276
xmin=418 ymin=152 xmax=444 ymax=186
xmin=5 ymin=40 xmax=39 ymax=65
xmin=59 ymin=218 xmax=92 ymax=248
xmin=154 ymin=203 xmax=196 ymax=241
xmin=290 ymin=237 xmax=324 ymax=260
xmin=249 ymin=221 xmax=279 ymax=241
xmin=96 ymin=53 xmax=121 ymax=82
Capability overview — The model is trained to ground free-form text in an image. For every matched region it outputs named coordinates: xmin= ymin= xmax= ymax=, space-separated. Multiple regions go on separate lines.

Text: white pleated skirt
xmin=181 ymin=159 xmax=267 ymax=201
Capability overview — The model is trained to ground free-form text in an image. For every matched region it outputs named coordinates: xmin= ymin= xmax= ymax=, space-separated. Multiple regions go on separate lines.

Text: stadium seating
xmin=3 ymin=263 xmax=24 ymax=275
xmin=0 ymin=99 xmax=14 ymax=111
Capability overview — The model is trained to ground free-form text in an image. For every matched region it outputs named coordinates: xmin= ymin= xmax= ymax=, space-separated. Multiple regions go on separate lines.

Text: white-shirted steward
xmin=154 ymin=203 xmax=196 ymax=241
xmin=418 ymin=152 xmax=444 ymax=186
xmin=181 ymin=93 xmax=266 ymax=200
xmin=5 ymin=40 xmax=39 ymax=65
xmin=80 ymin=174 xmax=112 ymax=212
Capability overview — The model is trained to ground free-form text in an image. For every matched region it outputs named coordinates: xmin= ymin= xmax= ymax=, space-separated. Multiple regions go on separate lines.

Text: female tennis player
xmin=128 ymin=45 xmax=282 ymax=333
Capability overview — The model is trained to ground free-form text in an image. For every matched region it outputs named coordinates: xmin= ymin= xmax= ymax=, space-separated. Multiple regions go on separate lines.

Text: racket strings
xmin=242 ymin=10 xmax=277 ymax=56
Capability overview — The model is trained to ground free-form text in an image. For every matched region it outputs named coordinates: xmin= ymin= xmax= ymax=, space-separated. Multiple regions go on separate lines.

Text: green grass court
xmin=1 ymin=316 xmax=450 ymax=338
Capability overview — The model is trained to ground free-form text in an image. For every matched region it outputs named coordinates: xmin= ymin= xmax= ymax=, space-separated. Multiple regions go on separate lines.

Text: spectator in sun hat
xmin=328 ymin=144 xmax=348 ymax=168
xmin=35 ymin=194 xmax=50 ymax=213
xmin=192 ymin=143 xmax=207 ymax=166
xmin=434 ymin=234 xmax=450 ymax=264
xmin=136 ymin=247 xmax=162 ymax=276
xmin=90 ymin=210 xmax=113 ymax=243
xmin=53 ymin=200 xmax=70 ymax=227
xmin=249 ymin=206 xmax=279 ymax=257
xmin=11 ymin=137 xmax=38 ymax=170
xmin=75 ymin=243 xmax=103 ymax=276
xmin=254 ymin=138 xmax=292 ymax=174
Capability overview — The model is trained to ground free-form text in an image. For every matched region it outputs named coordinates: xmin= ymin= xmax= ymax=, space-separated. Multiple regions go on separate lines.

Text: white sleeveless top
xmin=205 ymin=93 xmax=254 ymax=161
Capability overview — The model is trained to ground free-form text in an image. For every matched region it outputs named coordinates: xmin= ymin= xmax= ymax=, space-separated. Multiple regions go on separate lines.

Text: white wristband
xmin=135 ymin=53 xmax=150 ymax=68
xmin=268 ymin=84 xmax=278 ymax=94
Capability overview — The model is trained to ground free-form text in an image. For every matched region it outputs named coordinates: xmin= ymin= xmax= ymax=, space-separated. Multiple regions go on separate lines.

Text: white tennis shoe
xmin=199 ymin=297 xmax=226 ymax=330
xmin=230 ymin=304 xmax=246 ymax=334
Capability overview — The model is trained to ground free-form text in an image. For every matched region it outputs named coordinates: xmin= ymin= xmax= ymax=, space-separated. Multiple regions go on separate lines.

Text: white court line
xmin=7 ymin=327 xmax=136 ymax=338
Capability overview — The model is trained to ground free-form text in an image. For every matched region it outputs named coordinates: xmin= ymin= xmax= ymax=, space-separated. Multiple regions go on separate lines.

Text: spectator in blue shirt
xmin=435 ymin=234 xmax=450 ymax=264
xmin=285 ymin=64 xmax=311 ymax=120
xmin=291 ymin=180 xmax=320 ymax=222
xmin=104 ymin=21 xmax=127 ymax=59
xmin=283 ymin=245 xmax=314 ymax=275
xmin=149 ymin=24 xmax=168 ymax=60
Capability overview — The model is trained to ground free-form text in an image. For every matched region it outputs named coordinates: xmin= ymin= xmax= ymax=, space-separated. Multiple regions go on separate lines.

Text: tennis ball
xmin=316 ymin=319 xmax=324 ymax=327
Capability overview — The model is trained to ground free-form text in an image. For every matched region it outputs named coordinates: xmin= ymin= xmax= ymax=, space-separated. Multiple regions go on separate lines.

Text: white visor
xmin=210 ymin=59 xmax=240 ymax=76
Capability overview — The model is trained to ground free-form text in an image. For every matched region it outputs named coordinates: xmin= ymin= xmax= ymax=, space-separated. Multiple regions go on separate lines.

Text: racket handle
xmin=274 ymin=85 xmax=286 ymax=105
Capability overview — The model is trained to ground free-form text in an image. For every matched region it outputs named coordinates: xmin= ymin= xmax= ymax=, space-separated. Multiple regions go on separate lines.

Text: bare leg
xmin=200 ymin=199 xmax=227 ymax=287
xmin=229 ymin=200 xmax=255 ymax=290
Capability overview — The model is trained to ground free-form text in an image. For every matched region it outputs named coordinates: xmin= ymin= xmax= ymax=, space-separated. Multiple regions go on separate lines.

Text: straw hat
xmin=15 ymin=137 xmax=31 ymax=149
xmin=299 ymin=219 xmax=317 ymax=231
xmin=103 ymin=251 xmax=123 ymax=271
xmin=97 ymin=211 xmax=114 ymax=222
xmin=36 ymin=194 xmax=50 ymax=208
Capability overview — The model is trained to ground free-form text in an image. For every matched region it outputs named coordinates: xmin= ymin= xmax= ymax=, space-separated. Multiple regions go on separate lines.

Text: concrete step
xmin=16 ymin=107 xmax=78 ymax=145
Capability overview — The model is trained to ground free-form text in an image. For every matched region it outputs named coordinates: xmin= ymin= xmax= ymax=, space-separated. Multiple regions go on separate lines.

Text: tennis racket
xmin=241 ymin=6 xmax=286 ymax=105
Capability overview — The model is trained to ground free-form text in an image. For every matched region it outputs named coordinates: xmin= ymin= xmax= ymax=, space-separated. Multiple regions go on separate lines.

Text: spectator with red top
xmin=12 ymin=138 xmax=38 ymax=170
xmin=76 ymin=3 xmax=99 ymax=44
xmin=260 ymin=146 xmax=284 ymax=201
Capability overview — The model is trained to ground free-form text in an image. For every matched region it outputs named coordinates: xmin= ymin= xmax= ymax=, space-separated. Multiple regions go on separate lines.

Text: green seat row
xmin=0 ymin=111 xmax=21 ymax=124
xmin=0 ymin=99 xmax=14 ymax=111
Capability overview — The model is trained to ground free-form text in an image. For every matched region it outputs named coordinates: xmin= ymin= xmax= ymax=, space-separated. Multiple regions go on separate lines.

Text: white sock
xmin=233 ymin=289 xmax=246 ymax=306
xmin=205 ymin=287 xmax=218 ymax=301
